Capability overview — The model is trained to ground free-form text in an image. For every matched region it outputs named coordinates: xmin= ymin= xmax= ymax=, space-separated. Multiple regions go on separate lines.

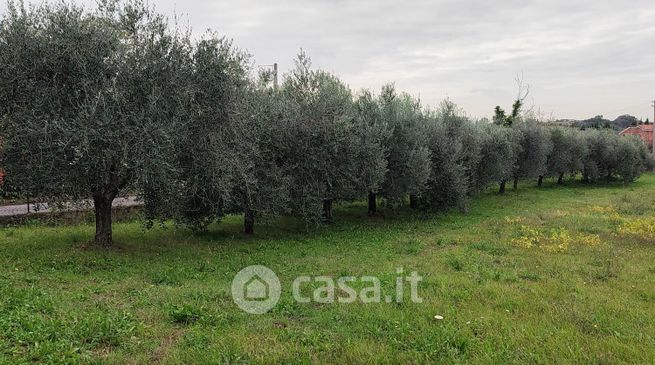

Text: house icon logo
xmin=244 ymin=275 xmax=269 ymax=300
xmin=231 ymin=265 xmax=281 ymax=314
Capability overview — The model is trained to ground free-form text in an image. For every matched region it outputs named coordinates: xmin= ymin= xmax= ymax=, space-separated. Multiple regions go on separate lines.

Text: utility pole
xmin=273 ymin=63 xmax=278 ymax=90
xmin=259 ymin=63 xmax=278 ymax=89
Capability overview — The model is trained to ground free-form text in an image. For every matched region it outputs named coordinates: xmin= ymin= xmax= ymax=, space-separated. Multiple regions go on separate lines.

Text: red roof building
xmin=619 ymin=124 xmax=653 ymax=151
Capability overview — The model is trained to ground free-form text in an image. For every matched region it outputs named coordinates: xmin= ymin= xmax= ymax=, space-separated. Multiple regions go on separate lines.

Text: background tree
xmin=493 ymin=106 xmax=508 ymax=126
xmin=0 ymin=0 xmax=192 ymax=245
xmin=493 ymin=76 xmax=529 ymax=127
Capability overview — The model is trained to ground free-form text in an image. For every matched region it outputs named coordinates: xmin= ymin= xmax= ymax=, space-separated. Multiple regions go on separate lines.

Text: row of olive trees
xmin=0 ymin=1 xmax=651 ymax=245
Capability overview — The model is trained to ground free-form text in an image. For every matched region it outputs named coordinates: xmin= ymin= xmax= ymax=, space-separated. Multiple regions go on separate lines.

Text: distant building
xmin=619 ymin=124 xmax=653 ymax=152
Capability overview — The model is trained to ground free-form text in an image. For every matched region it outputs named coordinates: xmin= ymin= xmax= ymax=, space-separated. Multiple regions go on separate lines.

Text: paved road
xmin=0 ymin=196 xmax=141 ymax=217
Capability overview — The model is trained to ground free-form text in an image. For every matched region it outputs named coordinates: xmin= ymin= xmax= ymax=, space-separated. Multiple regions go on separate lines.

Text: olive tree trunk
xmin=367 ymin=191 xmax=377 ymax=216
xmin=537 ymin=175 xmax=544 ymax=187
xmin=93 ymin=192 xmax=116 ymax=246
xmin=557 ymin=173 xmax=564 ymax=185
xmin=513 ymin=176 xmax=519 ymax=190
xmin=409 ymin=194 xmax=418 ymax=209
xmin=323 ymin=199 xmax=333 ymax=222
xmin=499 ymin=180 xmax=506 ymax=194
xmin=244 ymin=208 xmax=255 ymax=234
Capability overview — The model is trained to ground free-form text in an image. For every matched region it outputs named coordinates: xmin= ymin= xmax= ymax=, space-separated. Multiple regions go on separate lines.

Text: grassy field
xmin=1 ymin=175 xmax=655 ymax=364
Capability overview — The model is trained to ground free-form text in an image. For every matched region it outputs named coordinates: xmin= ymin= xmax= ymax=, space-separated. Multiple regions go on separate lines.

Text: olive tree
xmin=352 ymin=90 xmax=388 ymax=215
xmin=418 ymin=100 xmax=469 ymax=211
xmin=582 ymin=129 xmax=613 ymax=183
xmin=378 ymin=84 xmax=431 ymax=206
xmin=546 ymin=127 xmax=587 ymax=184
xmin=597 ymin=132 xmax=627 ymax=182
xmin=450 ymin=119 xmax=485 ymax=197
xmin=472 ymin=123 xmax=522 ymax=194
xmin=167 ymin=36 xmax=250 ymax=231
xmin=278 ymin=52 xmax=359 ymax=223
xmin=0 ymin=0 xmax=192 ymax=245
xmin=225 ymin=75 xmax=291 ymax=234
xmin=512 ymin=120 xmax=553 ymax=188
xmin=615 ymin=136 xmax=651 ymax=185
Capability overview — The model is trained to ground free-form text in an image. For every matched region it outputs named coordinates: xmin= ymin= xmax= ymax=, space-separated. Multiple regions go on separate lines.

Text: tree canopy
xmin=0 ymin=0 xmax=192 ymax=244
xmin=0 ymin=0 xmax=651 ymax=245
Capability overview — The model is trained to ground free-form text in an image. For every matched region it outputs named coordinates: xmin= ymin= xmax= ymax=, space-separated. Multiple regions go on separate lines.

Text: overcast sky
xmin=3 ymin=0 xmax=654 ymax=120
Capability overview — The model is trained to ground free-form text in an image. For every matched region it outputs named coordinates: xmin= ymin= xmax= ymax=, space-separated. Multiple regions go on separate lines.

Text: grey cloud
xmin=2 ymin=0 xmax=654 ymax=119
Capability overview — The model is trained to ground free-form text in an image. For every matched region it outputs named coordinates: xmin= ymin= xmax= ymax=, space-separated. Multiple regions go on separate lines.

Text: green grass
xmin=1 ymin=176 xmax=655 ymax=364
